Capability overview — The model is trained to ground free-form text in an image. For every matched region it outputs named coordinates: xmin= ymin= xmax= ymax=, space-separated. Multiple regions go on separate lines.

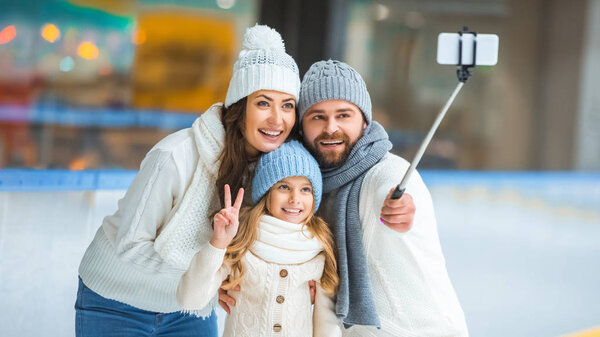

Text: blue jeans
xmin=75 ymin=278 xmax=218 ymax=337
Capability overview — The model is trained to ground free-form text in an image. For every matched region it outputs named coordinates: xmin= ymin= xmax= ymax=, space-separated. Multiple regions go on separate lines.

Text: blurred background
xmin=1 ymin=0 xmax=599 ymax=170
xmin=0 ymin=0 xmax=599 ymax=336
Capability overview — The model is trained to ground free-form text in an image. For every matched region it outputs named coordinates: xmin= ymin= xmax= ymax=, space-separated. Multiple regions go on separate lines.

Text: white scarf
xmin=250 ymin=215 xmax=323 ymax=264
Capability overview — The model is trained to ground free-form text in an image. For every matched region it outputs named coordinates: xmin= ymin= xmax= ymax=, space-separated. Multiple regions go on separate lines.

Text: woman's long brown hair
xmin=216 ymin=98 xmax=253 ymax=206
xmin=222 ymin=189 xmax=339 ymax=296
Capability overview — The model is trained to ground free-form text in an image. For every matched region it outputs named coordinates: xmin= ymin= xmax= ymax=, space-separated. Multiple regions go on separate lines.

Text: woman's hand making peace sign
xmin=209 ymin=184 xmax=244 ymax=250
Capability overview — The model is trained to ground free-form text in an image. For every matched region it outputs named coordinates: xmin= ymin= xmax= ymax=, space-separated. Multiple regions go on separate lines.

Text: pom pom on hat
xmin=225 ymin=24 xmax=300 ymax=108
xmin=242 ymin=24 xmax=285 ymax=52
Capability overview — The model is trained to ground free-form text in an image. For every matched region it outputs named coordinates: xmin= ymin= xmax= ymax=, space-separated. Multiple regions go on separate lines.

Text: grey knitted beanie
xmin=298 ymin=60 xmax=372 ymax=124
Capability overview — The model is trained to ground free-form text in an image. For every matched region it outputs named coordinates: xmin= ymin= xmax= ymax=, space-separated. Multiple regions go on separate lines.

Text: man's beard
xmin=306 ymin=131 xmax=361 ymax=169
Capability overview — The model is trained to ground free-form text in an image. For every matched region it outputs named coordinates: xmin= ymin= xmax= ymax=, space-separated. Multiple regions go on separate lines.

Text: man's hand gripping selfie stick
xmin=391 ymin=27 xmax=491 ymax=199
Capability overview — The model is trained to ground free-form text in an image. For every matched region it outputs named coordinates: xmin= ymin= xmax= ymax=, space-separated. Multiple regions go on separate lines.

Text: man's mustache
xmin=314 ymin=132 xmax=350 ymax=145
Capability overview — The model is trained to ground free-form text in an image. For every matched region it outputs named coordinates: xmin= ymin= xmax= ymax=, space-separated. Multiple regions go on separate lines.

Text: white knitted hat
xmin=224 ymin=24 xmax=300 ymax=107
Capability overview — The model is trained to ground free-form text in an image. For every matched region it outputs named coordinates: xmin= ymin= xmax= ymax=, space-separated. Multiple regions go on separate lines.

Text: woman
xmin=75 ymin=24 xmax=301 ymax=337
xmin=177 ymin=141 xmax=342 ymax=336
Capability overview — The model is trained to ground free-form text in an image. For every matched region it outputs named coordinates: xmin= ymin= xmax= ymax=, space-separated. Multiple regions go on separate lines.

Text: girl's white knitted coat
xmin=177 ymin=216 xmax=342 ymax=337
xmin=78 ymin=103 xmax=226 ymax=316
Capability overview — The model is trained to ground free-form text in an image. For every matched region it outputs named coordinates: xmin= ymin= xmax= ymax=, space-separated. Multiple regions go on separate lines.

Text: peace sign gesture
xmin=210 ymin=184 xmax=244 ymax=249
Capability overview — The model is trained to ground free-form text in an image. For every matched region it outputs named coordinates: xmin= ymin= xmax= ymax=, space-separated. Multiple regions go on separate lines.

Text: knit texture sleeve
xmin=356 ymin=154 xmax=470 ymax=337
xmin=313 ymin=282 xmax=343 ymax=337
xmin=359 ymin=153 xmax=437 ymax=250
xmin=176 ymin=243 xmax=229 ymax=310
xmin=102 ymin=147 xmax=187 ymax=274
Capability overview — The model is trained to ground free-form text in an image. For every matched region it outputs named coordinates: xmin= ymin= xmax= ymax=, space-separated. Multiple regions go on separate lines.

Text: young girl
xmin=177 ymin=140 xmax=342 ymax=336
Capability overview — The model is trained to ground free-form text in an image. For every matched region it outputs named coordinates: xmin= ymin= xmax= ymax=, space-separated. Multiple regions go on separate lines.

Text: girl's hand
xmin=210 ymin=184 xmax=244 ymax=249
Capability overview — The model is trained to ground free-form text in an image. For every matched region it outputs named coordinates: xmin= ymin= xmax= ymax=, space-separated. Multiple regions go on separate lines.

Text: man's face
xmin=301 ymin=100 xmax=367 ymax=169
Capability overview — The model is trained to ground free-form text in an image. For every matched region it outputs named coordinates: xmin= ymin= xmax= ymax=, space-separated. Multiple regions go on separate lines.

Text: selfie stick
xmin=391 ymin=27 xmax=477 ymax=199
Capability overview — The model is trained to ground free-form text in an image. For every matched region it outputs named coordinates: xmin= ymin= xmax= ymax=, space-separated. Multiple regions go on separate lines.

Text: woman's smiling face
xmin=243 ymin=90 xmax=296 ymax=157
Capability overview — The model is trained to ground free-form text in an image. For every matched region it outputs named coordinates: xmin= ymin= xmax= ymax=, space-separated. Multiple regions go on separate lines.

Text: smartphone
xmin=437 ymin=33 xmax=499 ymax=66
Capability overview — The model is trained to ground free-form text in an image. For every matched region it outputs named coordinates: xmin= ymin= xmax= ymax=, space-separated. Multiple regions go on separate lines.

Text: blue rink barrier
xmin=0 ymin=105 xmax=200 ymax=129
xmin=1 ymin=169 xmax=599 ymax=191
xmin=0 ymin=169 xmax=137 ymax=191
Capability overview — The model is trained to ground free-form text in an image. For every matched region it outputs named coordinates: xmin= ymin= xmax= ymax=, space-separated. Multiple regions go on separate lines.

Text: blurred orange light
xmin=131 ymin=29 xmax=146 ymax=45
xmin=41 ymin=23 xmax=61 ymax=43
xmin=77 ymin=41 xmax=99 ymax=60
xmin=69 ymin=158 xmax=87 ymax=171
xmin=0 ymin=25 xmax=17 ymax=44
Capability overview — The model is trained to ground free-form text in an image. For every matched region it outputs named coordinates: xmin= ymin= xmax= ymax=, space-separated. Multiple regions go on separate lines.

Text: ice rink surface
xmin=0 ymin=171 xmax=598 ymax=336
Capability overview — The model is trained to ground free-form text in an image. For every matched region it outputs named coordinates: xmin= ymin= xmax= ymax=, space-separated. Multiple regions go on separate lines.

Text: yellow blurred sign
xmin=131 ymin=12 xmax=236 ymax=112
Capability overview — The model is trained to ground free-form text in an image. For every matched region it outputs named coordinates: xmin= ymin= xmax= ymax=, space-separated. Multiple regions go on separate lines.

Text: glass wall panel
xmin=0 ymin=0 xmax=258 ymax=169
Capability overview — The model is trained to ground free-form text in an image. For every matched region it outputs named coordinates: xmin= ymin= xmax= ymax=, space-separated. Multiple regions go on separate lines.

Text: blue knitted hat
xmin=298 ymin=59 xmax=372 ymax=124
xmin=252 ymin=140 xmax=322 ymax=211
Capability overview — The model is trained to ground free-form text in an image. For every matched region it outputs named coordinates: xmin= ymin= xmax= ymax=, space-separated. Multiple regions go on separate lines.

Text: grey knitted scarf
xmin=321 ymin=121 xmax=392 ymax=328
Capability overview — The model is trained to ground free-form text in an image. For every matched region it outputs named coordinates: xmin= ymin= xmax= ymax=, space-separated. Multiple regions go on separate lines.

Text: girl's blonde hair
xmin=222 ymin=184 xmax=338 ymax=295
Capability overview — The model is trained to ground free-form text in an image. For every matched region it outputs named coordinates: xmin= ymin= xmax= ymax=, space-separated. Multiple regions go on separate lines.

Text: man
xmin=297 ymin=60 xmax=469 ymax=336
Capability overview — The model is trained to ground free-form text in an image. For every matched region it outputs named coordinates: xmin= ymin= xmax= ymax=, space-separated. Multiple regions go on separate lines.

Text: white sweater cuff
xmin=177 ymin=243 xmax=227 ymax=310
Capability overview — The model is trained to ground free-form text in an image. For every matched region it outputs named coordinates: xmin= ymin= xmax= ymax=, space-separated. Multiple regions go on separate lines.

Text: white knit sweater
xmin=78 ymin=103 xmax=226 ymax=316
xmin=177 ymin=215 xmax=342 ymax=337
xmin=323 ymin=153 xmax=469 ymax=337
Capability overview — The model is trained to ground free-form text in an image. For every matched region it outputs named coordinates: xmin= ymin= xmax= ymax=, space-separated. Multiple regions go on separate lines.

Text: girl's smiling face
xmin=267 ymin=176 xmax=314 ymax=224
